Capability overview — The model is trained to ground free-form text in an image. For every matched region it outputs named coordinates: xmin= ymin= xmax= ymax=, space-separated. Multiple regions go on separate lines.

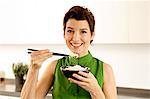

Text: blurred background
xmin=0 ymin=0 xmax=149 ymax=99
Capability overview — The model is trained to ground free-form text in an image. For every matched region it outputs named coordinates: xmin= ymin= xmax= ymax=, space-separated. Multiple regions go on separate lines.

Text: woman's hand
xmin=30 ymin=49 xmax=52 ymax=70
xmin=68 ymin=71 xmax=101 ymax=95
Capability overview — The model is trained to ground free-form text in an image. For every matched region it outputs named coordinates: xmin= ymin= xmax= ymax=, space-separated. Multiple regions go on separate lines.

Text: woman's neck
xmin=78 ymin=51 xmax=89 ymax=58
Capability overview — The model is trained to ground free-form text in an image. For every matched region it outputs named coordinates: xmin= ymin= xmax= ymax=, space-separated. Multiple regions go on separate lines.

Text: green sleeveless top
xmin=52 ymin=52 xmax=104 ymax=99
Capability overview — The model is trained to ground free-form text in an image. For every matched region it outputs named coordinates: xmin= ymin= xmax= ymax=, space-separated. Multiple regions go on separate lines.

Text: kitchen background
xmin=0 ymin=0 xmax=150 ymax=98
xmin=0 ymin=44 xmax=150 ymax=90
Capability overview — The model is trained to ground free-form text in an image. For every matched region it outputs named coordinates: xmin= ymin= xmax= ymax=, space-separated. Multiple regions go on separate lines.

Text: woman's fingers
xmin=68 ymin=71 xmax=96 ymax=86
xmin=68 ymin=78 xmax=86 ymax=86
xmin=32 ymin=55 xmax=51 ymax=63
xmin=31 ymin=52 xmax=52 ymax=60
xmin=31 ymin=49 xmax=50 ymax=56
xmin=72 ymin=73 xmax=89 ymax=82
xmin=30 ymin=49 xmax=53 ymax=69
xmin=68 ymin=72 xmax=99 ymax=93
xmin=78 ymin=71 xmax=89 ymax=78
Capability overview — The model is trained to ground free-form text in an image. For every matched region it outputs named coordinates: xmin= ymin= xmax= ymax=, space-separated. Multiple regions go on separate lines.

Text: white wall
xmin=90 ymin=44 xmax=150 ymax=90
xmin=0 ymin=0 xmax=149 ymax=44
xmin=0 ymin=44 xmax=149 ymax=90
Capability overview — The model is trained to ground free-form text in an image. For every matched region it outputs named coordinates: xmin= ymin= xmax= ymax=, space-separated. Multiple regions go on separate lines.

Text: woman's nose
xmin=72 ymin=32 xmax=80 ymax=41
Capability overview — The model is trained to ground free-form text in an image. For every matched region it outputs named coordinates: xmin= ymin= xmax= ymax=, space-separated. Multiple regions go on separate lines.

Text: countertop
xmin=0 ymin=79 xmax=52 ymax=98
xmin=0 ymin=79 xmax=149 ymax=98
xmin=0 ymin=82 xmax=20 ymax=97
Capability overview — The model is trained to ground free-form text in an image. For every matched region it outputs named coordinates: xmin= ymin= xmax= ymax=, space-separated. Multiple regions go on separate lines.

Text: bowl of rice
xmin=60 ymin=65 xmax=90 ymax=79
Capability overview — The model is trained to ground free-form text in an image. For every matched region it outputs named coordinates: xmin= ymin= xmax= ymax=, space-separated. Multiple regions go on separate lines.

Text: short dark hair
xmin=63 ymin=6 xmax=95 ymax=35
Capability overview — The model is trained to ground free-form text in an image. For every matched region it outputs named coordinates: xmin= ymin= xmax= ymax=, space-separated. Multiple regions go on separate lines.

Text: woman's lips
xmin=71 ymin=43 xmax=83 ymax=48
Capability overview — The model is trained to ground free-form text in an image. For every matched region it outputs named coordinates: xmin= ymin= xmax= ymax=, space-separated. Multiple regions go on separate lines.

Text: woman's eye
xmin=67 ymin=30 xmax=73 ymax=33
xmin=81 ymin=31 xmax=87 ymax=34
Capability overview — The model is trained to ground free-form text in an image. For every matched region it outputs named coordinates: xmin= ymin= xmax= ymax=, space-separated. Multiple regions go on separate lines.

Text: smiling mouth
xmin=71 ymin=43 xmax=83 ymax=48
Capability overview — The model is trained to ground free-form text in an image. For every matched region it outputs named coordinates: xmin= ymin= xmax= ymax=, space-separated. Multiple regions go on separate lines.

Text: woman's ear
xmin=90 ymin=32 xmax=95 ymax=44
xmin=64 ymin=32 xmax=65 ymax=39
xmin=91 ymin=32 xmax=95 ymax=40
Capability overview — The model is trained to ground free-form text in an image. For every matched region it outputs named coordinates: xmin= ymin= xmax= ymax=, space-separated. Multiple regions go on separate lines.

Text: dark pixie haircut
xmin=63 ymin=6 xmax=95 ymax=35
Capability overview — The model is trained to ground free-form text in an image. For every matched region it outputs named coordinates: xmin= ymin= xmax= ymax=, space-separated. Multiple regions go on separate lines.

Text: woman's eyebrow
xmin=80 ymin=28 xmax=88 ymax=30
xmin=67 ymin=27 xmax=74 ymax=29
xmin=67 ymin=27 xmax=88 ymax=30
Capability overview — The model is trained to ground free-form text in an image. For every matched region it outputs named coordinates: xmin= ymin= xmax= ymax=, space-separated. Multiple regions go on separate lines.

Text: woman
xmin=21 ymin=6 xmax=117 ymax=99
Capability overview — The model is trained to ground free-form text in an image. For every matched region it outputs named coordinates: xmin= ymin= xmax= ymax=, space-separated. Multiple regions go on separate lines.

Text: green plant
xmin=12 ymin=62 xmax=29 ymax=77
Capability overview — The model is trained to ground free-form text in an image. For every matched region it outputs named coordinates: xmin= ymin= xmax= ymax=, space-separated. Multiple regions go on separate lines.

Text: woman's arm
xmin=21 ymin=65 xmax=39 ymax=99
xmin=21 ymin=49 xmax=57 ymax=99
xmin=103 ymin=63 xmax=117 ymax=99
xmin=89 ymin=63 xmax=117 ymax=99
xmin=36 ymin=60 xmax=57 ymax=98
xmin=68 ymin=63 xmax=117 ymax=99
xmin=68 ymin=71 xmax=105 ymax=99
xmin=21 ymin=60 xmax=57 ymax=99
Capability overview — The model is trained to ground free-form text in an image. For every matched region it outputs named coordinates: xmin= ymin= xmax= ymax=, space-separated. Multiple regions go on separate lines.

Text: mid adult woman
xmin=21 ymin=6 xmax=117 ymax=99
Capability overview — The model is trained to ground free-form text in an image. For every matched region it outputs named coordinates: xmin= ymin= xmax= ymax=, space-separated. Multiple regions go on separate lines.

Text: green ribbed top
xmin=52 ymin=52 xmax=104 ymax=99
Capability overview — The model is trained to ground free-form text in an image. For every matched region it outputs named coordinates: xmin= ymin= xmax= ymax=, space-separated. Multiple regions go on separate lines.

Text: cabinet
xmin=128 ymin=2 xmax=149 ymax=43
xmin=0 ymin=1 xmax=149 ymax=44
xmin=94 ymin=1 xmax=149 ymax=44
xmin=93 ymin=2 xmax=129 ymax=44
xmin=148 ymin=1 xmax=150 ymax=43
xmin=0 ymin=0 xmax=65 ymax=44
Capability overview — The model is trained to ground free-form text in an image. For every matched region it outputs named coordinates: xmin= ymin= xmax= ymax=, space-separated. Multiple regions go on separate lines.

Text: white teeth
xmin=72 ymin=43 xmax=82 ymax=47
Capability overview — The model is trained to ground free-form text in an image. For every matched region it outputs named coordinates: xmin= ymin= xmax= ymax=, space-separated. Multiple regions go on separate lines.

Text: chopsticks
xmin=27 ymin=48 xmax=69 ymax=56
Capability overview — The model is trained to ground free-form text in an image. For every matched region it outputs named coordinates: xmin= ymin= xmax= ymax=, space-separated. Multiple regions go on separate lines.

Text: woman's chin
xmin=71 ymin=49 xmax=81 ymax=54
xmin=68 ymin=47 xmax=86 ymax=56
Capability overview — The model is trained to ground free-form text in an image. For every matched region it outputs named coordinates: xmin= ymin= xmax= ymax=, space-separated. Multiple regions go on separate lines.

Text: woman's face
xmin=64 ymin=19 xmax=94 ymax=57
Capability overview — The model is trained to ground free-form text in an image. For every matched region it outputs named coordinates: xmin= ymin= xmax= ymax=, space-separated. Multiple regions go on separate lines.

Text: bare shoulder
xmin=46 ymin=60 xmax=58 ymax=75
xmin=47 ymin=59 xmax=58 ymax=66
xmin=103 ymin=63 xmax=114 ymax=76
xmin=103 ymin=63 xmax=117 ymax=99
xmin=103 ymin=63 xmax=113 ymax=72
xmin=49 ymin=59 xmax=58 ymax=65
xmin=38 ymin=60 xmax=58 ymax=80
xmin=103 ymin=62 xmax=116 ymax=84
xmin=36 ymin=60 xmax=58 ymax=97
